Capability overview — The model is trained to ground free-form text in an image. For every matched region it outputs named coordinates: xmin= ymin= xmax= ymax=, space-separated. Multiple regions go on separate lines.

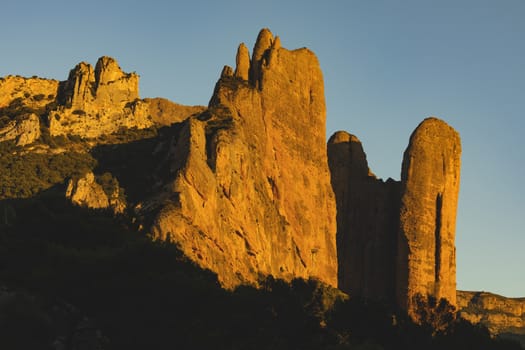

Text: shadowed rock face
xmin=151 ymin=28 xmax=337 ymax=288
xmin=328 ymin=131 xmax=400 ymax=302
xmin=397 ymin=117 xmax=461 ymax=315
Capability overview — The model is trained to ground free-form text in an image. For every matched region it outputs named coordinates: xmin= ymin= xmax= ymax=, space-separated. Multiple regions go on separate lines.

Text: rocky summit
xmin=149 ymin=28 xmax=337 ymax=288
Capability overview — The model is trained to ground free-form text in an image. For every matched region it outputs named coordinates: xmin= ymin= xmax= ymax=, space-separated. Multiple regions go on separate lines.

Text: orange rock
xmin=457 ymin=290 xmax=525 ymax=344
xmin=151 ymin=29 xmax=337 ymax=288
xmin=397 ymin=117 xmax=461 ymax=315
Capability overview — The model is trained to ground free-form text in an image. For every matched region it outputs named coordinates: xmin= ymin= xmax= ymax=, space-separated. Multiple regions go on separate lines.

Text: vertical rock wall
xmin=328 ymin=131 xmax=400 ymax=302
xmin=397 ymin=117 xmax=461 ymax=313
xmin=151 ymin=29 xmax=337 ymax=288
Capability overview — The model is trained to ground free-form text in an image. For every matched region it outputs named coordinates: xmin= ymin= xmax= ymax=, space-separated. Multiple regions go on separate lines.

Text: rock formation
xmin=66 ymin=172 xmax=126 ymax=214
xmin=328 ymin=131 xmax=400 ymax=302
xmin=49 ymin=56 xmax=148 ymax=138
xmin=149 ymin=28 xmax=337 ymax=288
xmin=328 ymin=117 xmax=461 ymax=317
xmin=457 ymin=291 xmax=525 ymax=346
xmin=0 ymin=58 xmax=204 ymax=143
xmin=0 ymin=113 xmax=41 ymax=146
xmin=397 ymin=117 xmax=461 ymax=315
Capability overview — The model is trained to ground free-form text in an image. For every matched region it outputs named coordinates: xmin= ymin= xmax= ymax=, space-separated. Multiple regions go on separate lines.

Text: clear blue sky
xmin=2 ymin=0 xmax=524 ymax=297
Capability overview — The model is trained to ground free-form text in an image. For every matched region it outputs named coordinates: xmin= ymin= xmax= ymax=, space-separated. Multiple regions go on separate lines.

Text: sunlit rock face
xmin=49 ymin=57 xmax=203 ymax=138
xmin=151 ymin=29 xmax=338 ymax=288
xmin=397 ymin=117 xmax=461 ymax=315
xmin=0 ymin=57 xmax=203 ymax=142
xmin=0 ymin=76 xmax=58 ymax=145
xmin=457 ymin=290 xmax=525 ymax=346
xmin=0 ymin=113 xmax=41 ymax=146
xmin=328 ymin=117 xmax=461 ymax=317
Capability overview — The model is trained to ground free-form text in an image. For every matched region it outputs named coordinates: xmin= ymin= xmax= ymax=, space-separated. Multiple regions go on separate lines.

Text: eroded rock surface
xmin=0 ymin=57 xmax=203 ymax=143
xmin=149 ymin=29 xmax=337 ymax=288
xmin=458 ymin=290 xmax=525 ymax=346
xmin=328 ymin=131 xmax=400 ymax=301
xmin=0 ymin=113 xmax=41 ymax=146
xmin=397 ymin=117 xmax=461 ymax=315
xmin=66 ymin=172 xmax=126 ymax=214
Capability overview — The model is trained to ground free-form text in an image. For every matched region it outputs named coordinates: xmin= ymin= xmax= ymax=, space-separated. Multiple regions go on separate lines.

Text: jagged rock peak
xmin=397 ymin=116 xmax=461 ymax=316
xmin=221 ymin=65 xmax=234 ymax=78
xmin=252 ymin=28 xmax=274 ymax=62
xmin=63 ymin=62 xmax=95 ymax=109
xmin=95 ymin=56 xmax=128 ymax=86
xmin=249 ymin=28 xmax=276 ymax=86
xmin=234 ymin=43 xmax=250 ymax=80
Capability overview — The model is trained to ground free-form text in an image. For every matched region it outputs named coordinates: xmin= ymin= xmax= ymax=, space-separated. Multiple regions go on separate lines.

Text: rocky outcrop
xmin=66 ymin=172 xmax=126 ymax=214
xmin=457 ymin=291 xmax=525 ymax=346
xmin=328 ymin=117 xmax=461 ymax=318
xmin=328 ymin=131 xmax=400 ymax=301
xmin=0 ymin=113 xmax=41 ymax=146
xmin=397 ymin=117 xmax=461 ymax=315
xmin=1 ymin=59 xmax=202 ymax=143
xmin=49 ymin=56 xmax=147 ymax=138
xmin=149 ymin=29 xmax=337 ymax=288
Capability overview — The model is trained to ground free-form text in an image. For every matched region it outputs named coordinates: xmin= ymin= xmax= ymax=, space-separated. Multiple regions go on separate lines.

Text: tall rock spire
xmin=397 ymin=117 xmax=461 ymax=315
xmin=234 ymin=43 xmax=250 ymax=81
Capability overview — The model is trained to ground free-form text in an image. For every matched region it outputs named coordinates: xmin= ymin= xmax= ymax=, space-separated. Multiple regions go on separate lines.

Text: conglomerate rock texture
xmin=397 ymin=118 xmax=461 ymax=315
xmin=150 ymin=29 xmax=337 ymax=288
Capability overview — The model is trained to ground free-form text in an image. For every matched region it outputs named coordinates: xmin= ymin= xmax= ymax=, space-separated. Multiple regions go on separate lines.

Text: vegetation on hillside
xmin=0 ymin=190 xmax=522 ymax=350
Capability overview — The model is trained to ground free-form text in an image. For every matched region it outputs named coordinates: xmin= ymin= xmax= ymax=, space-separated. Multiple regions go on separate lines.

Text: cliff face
xmin=327 ymin=131 xmax=400 ymax=302
xmin=328 ymin=117 xmax=461 ymax=317
xmin=458 ymin=291 xmax=525 ymax=345
xmin=150 ymin=29 xmax=337 ymax=288
xmin=397 ymin=118 xmax=461 ymax=314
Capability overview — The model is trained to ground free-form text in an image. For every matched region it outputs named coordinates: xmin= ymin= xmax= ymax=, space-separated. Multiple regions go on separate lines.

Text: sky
xmin=1 ymin=0 xmax=524 ymax=297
